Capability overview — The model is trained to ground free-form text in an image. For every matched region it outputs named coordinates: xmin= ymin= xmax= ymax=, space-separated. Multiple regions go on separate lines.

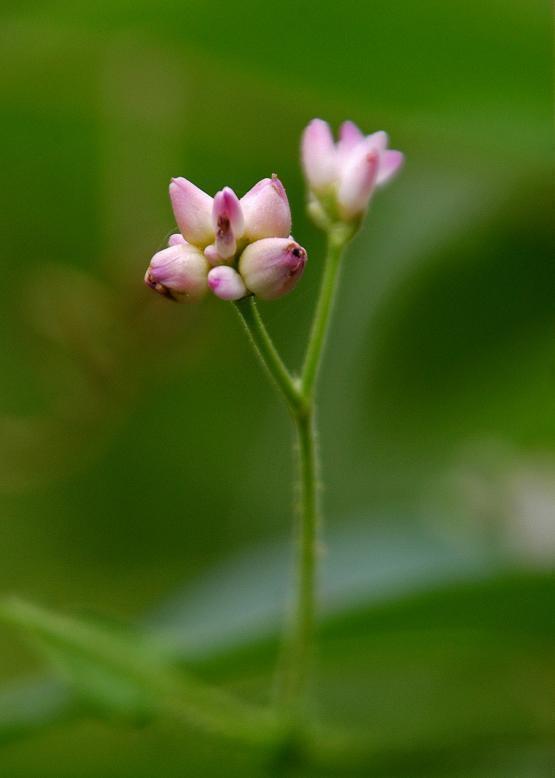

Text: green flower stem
xmin=234 ymin=296 xmax=303 ymax=416
xmin=301 ymin=225 xmax=351 ymax=399
xmin=233 ymin=225 xmax=349 ymax=723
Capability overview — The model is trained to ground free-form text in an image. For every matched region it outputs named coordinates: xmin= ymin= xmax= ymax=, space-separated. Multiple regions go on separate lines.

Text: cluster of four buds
xmin=145 ymin=119 xmax=403 ymax=302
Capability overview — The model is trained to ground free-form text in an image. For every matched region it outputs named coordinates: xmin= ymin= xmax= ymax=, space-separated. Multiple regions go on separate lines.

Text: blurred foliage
xmin=0 ymin=0 xmax=553 ymax=775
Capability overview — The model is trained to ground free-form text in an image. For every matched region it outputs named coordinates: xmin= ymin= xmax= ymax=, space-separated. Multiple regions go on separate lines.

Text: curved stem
xmin=234 ymin=296 xmax=302 ymax=415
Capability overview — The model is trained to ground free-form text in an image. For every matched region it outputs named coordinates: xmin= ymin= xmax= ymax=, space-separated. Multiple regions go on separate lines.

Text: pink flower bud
xmin=203 ymin=244 xmax=221 ymax=265
xmin=239 ymin=238 xmax=307 ymax=301
xmin=167 ymin=233 xmax=186 ymax=246
xmin=301 ymin=119 xmax=337 ymax=192
xmin=207 ymin=266 xmax=248 ymax=301
xmin=212 ymin=187 xmax=244 ymax=260
xmin=337 ymin=144 xmax=380 ymax=220
xmin=169 ymin=177 xmax=214 ymax=247
xmin=240 ymin=176 xmax=291 ymax=242
xmin=144 ymin=243 xmax=209 ymax=302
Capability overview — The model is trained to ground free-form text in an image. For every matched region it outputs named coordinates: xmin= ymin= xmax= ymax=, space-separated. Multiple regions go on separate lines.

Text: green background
xmin=0 ymin=1 xmax=553 ymax=775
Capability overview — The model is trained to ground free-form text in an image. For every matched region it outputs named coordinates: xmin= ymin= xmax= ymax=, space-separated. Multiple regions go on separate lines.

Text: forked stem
xmin=233 ymin=226 xmax=348 ymax=725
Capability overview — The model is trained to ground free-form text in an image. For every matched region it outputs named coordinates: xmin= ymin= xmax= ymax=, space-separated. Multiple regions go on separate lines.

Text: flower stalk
xmin=144 ymin=116 xmax=403 ymax=740
xmin=234 ymin=224 xmax=350 ymax=725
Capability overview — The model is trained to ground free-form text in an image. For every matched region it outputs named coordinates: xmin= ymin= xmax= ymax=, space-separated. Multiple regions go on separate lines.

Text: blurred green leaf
xmin=1 ymin=572 xmax=552 ymax=774
xmin=0 ymin=598 xmax=280 ymax=746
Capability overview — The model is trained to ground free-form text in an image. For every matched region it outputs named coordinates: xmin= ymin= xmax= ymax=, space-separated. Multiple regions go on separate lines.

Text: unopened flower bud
xmin=240 ymin=176 xmax=291 ymax=242
xmin=167 ymin=233 xmax=186 ymax=246
xmin=145 ymin=243 xmax=209 ymax=302
xmin=212 ymin=187 xmax=244 ymax=260
xmin=207 ymin=265 xmax=248 ymax=301
xmin=239 ymin=238 xmax=307 ymax=300
xmin=169 ymin=177 xmax=214 ymax=247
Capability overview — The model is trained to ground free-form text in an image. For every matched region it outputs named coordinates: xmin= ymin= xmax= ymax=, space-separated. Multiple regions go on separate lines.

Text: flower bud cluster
xmin=145 ymin=175 xmax=307 ymax=303
xmin=301 ymin=119 xmax=404 ymax=227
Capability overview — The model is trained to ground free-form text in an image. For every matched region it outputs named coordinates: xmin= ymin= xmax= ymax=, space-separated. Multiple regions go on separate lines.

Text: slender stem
xmin=234 ymin=296 xmax=302 ymax=415
xmin=276 ymin=406 xmax=318 ymax=719
xmin=233 ymin=226 xmax=349 ymax=726
xmin=301 ymin=227 xmax=348 ymax=399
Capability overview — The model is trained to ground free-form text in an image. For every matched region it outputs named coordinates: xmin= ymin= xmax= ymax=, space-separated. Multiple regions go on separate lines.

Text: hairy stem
xmin=234 ymin=296 xmax=302 ymax=416
xmin=233 ymin=227 xmax=348 ymax=724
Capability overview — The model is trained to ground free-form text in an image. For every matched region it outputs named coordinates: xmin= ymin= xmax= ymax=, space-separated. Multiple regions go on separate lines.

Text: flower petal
xmin=337 ymin=145 xmax=380 ymax=220
xmin=169 ymin=177 xmax=214 ymax=247
xmin=240 ymin=176 xmax=291 ymax=241
xmin=366 ymin=131 xmax=389 ymax=154
xmin=212 ymin=187 xmax=244 ymax=259
xmin=167 ymin=233 xmax=186 ymax=246
xmin=301 ymin=119 xmax=338 ymax=191
xmin=377 ymin=150 xmax=405 ymax=185
xmin=337 ymin=120 xmax=365 ymax=166
xmin=207 ymin=266 xmax=248 ymax=301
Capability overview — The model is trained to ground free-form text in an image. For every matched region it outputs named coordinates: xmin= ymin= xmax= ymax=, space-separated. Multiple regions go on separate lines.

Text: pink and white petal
xmin=337 ymin=120 xmax=365 ymax=166
xmin=212 ymin=188 xmax=242 ymax=259
xmin=376 ymin=150 xmax=405 ymax=185
xmin=301 ymin=119 xmax=338 ymax=191
xmin=169 ymin=177 xmax=214 ymax=247
xmin=222 ymin=187 xmax=244 ymax=234
xmin=204 ymin=243 xmax=222 ymax=265
xmin=366 ymin=131 xmax=389 ymax=154
xmin=207 ymin=266 xmax=248 ymax=301
xmin=168 ymin=233 xmax=186 ymax=246
xmin=240 ymin=176 xmax=291 ymax=241
xmin=337 ymin=149 xmax=379 ymax=220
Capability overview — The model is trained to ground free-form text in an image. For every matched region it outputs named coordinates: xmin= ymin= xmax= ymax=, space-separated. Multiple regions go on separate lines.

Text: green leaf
xmin=1 ymin=571 xmax=553 ymax=775
xmin=0 ymin=598 xmax=280 ymax=747
xmin=0 ymin=677 xmax=73 ymax=745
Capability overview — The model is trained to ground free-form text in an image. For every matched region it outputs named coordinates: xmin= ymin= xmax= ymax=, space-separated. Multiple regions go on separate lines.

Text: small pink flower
xmin=144 ymin=243 xmax=209 ymax=301
xmin=147 ymin=174 xmax=306 ymax=302
xmin=168 ymin=175 xmax=292 ymax=263
xmin=301 ymin=119 xmax=404 ymax=222
xmin=239 ymin=238 xmax=307 ymax=301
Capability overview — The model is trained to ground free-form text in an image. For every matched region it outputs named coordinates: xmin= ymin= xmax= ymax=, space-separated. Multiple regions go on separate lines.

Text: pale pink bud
xmin=212 ymin=187 xmax=244 ymax=260
xmin=144 ymin=243 xmax=209 ymax=302
xmin=240 ymin=176 xmax=292 ymax=241
xmin=239 ymin=238 xmax=307 ymax=301
xmin=168 ymin=233 xmax=186 ymax=246
xmin=301 ymin=119 xmax=337 ymax=191
xmin=337 ymin=145 xmax=379 ymax=220
xmin=169 ymin=177 xmax=214 ymax=247
xmin=207 ymin=266 xmax=248 ymax=301
xmin=203 ymin=244 xmax=221 ymax=265
xmin=377 ymin=150 xmax=405 ymax=185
